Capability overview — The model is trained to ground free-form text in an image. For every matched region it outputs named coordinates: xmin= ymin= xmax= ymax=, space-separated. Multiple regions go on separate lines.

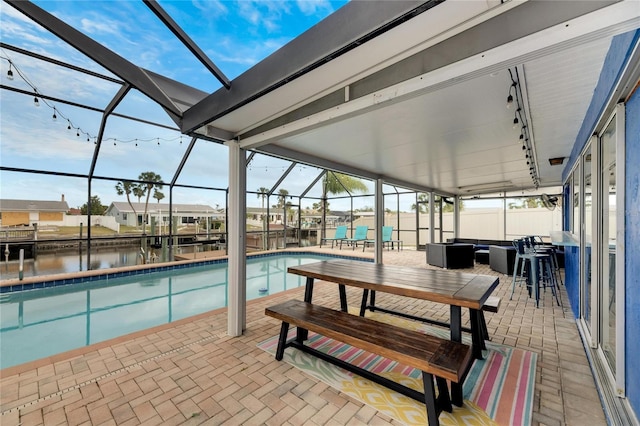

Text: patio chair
xmin=340 ymin=226 xmax=369 ymax=250
xmin=319 ymin=225 xmax=348 ymax=248
xmin=362 ymin=226 xmax=403 ymax=251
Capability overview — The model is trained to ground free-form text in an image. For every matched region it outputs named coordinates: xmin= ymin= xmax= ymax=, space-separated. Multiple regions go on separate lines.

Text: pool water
xmin=0 ymin=253 xmax=358 ymax=369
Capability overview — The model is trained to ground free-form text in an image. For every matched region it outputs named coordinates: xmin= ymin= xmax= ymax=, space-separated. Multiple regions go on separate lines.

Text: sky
xmin=1 ymin=0 xmax=380 ymax=212
xmin=0 ymin=1 xmax=550 ymax=214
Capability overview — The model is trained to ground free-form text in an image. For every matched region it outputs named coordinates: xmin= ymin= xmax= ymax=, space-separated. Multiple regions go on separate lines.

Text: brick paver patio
xmin=0 ymin=247 xmax=606 ymax=425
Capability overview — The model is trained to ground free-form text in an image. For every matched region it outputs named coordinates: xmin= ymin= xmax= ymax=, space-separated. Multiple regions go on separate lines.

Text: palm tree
xmin=257 ymin=187 xmax=269 ymax=249
xmin=138 ymin=171 xmax=163 ymax=234
xmin=153 ymin=189 xmax=164 ymax=203
xmin=320 ymin=172 xmax=367 ymax=238
xmin=133 ymin=186 xmax=145 ymax=203
xmin=115 ymin=180 xmax=138 ymax=226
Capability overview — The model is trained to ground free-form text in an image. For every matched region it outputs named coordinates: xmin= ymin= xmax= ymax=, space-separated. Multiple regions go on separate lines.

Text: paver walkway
xmin=0 ymin=248 xmax=606 ymax=425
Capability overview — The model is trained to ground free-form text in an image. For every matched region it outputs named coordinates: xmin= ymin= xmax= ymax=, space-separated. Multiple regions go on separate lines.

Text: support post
xmin=228 ymin=141 xmax=247 ymax=336
xmin=375 ymin=178 xmax=384 ymax=264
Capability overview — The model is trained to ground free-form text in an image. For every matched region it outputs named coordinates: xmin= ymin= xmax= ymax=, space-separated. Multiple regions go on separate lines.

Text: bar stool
xmin=510 ymin=239 xmax=531 ymax=300
xmin=533 ymin=251 xmax=561 ymax=306
xmin=531 ymin=236 xmax=563 ymax=286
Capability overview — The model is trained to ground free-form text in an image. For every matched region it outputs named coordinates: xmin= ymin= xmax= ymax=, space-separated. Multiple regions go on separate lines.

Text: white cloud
xmin=296 ymin=0 xmax=335 ymax=16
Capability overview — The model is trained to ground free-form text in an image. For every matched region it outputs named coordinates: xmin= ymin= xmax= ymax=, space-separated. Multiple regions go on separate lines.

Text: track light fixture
xmin=507 ymin=67 xmax=537 ymax=187
xmin=506 ymin=82 xmax=516 ymax=108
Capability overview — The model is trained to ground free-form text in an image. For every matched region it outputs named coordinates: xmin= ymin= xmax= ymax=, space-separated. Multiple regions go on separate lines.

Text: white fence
xmin=349 ymin=207 xmax=563 ymax=247
xmin=39 ymin=215 xmax=120 ymax=232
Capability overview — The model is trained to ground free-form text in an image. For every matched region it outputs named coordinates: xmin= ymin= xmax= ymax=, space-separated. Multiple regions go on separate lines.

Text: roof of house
xmin=107 ymin=202 xmax=219 ymax=214
xmin=0 ymin=199 xmax=70 ymax=212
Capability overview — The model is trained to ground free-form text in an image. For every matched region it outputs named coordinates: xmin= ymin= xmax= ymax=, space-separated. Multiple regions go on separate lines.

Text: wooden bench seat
xmin=483 ymin=296 xmax=501 ymax=313
xmin=265 ymin=299 xmax=473 ymax=425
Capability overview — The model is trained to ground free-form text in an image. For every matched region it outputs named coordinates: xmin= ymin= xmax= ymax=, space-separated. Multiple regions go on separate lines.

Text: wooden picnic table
xmin=287 ymin=259 xmax=500 ymax=405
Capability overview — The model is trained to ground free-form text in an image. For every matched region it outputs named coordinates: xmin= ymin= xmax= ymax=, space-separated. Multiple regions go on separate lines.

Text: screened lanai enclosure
xmin=3 ymin=1 xmax=640 ymax=424
xmin=0 ymin=0 xmax=577 ymax=280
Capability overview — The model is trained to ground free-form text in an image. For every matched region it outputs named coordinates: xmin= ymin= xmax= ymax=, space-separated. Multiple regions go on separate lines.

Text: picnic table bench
xmin=265 ymin=299 xmax=473 ymax=425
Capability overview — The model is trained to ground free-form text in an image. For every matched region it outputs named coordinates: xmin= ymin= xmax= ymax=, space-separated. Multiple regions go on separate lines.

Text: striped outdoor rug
xmin=258 ymin=308 xmax=536 ymax=425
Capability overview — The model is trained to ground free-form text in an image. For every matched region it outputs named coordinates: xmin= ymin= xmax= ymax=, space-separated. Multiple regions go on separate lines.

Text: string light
xmin=506 ymin=82 xmax=516 ymax=108
xmin=2 ymin=56 xmax=185 ymax=149
xmin=507 ymin=68 xmax=538 ymax=188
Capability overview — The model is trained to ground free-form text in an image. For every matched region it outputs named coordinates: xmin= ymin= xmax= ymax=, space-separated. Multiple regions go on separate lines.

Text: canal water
xmin=1 ymin=248 xmax=142 ymax=281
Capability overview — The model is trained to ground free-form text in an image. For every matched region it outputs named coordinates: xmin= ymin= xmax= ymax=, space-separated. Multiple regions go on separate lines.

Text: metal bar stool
xmin=510 ymin=239 xmax=530 ymax=300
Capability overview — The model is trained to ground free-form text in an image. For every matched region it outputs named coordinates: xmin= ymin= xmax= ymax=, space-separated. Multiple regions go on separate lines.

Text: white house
xmin=105 ymin=202 xmax=222 ymax=229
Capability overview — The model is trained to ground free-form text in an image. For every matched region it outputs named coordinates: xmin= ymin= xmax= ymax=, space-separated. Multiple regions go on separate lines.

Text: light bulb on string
xmin=33 ymin=96 xmax=39 ymax=107
xmin=506 ymin=83 xmax=516 ymax=108
xmin=76 ymin=131 xmax=80 ymax=137
xmin=52 ymin=108 xmax=57 ymax=121
xmin=67 ymin=120 xmax=71 ymax=130
xmin=7 ymin=63 xmax=14 ymax=80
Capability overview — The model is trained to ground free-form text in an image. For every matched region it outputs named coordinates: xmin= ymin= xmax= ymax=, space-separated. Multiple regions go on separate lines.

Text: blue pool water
xmin=0 ymin=253 xmax=364 ymax=369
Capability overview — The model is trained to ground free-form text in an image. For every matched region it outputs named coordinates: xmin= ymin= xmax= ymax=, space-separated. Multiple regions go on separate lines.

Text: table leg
xmin=532 ymin=258 xmax=539 ymax=307
xmin=369 ymin=290 xmax=376 ymax=311
xmin=469 ymin=309 xmax=485 ymax=358
xmin=303 ymin=277 xmax=314 ymax=303
xmin=298 ymin=277 xmax=315 ymax=342
xmin=450 ymin=305 xmax=464 ymax=406
xmin=359 ymin=289 xmax=369 ymax=316
xmin=339 ymin=284 xmax=348 ymax=312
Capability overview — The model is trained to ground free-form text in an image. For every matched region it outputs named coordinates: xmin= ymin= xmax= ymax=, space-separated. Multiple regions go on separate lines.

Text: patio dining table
xmin=287 ymin=259 xmax=499 ymax=404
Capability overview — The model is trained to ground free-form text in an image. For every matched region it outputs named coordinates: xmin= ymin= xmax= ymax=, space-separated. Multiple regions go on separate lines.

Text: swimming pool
xmin=0 ymin=252 xmax=368 ymax=370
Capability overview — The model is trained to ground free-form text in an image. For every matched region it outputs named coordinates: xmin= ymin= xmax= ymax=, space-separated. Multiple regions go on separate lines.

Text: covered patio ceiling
xmin=188 ymin=0 xmax=639 ymax=196
xmin=9 ymin=0 xmax=640 ymax=197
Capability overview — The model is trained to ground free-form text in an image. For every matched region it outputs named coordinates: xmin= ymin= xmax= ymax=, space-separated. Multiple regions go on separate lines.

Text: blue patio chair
xmin=340 ymin=226 xmax=369 ymax=250
xmin=362 ymin=226 xmax=403 ymax=251
xmin=320 ymin=225 xmax=348 ymax=248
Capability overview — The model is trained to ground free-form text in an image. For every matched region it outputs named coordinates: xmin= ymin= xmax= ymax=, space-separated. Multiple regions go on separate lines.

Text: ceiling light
xmin=506 ymin=82 xmax=516 ymax=108
xmin=548 ymin=157 xmax=565 ymax=166
xmin=458 ymin=181 xmax=512 ymax=193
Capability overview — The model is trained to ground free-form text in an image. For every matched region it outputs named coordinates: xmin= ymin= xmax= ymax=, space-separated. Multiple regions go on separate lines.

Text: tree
xmin=115 ymin=180 xmax=138 ymax=224
xmin=320 ymin=172 xmax=367 ymax=238
xmin=411 ymin=193 xmax=429 ymax=214
xmin=275 ymin=188 xmax=289 ymax=209
xmin=81 ymin=196 xmax=107 ymax=215
xmin=153 ymin=189 xmax=164 ymax=203
xmin=138 ymin=171 xmax=163 ymax=234
xmin=133 ymin=185 xmax=145 ymax=203
xmin=411 ymin=194 xmax=463 ymax=213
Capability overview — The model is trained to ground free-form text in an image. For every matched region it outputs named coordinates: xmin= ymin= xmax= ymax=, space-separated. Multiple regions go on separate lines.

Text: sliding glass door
xmin=576 ymin=106 xmax=625 ymax=397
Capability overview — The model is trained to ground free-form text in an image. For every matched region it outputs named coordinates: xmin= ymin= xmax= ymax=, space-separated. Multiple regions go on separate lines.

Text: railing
xmin=0 ymin=228 xmax=36 ymax=241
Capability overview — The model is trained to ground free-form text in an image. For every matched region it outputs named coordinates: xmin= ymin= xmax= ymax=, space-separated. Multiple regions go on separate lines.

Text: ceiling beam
xmin=236 ymin=0 xmax=638 ymax=151
xmin=5 ymin=0 xmax=182 ymax=117
xmin=181 ymin=0 xmax=434 ymax=133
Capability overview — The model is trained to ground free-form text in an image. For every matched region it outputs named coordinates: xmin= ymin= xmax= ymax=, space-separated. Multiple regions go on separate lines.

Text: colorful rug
xmin=258 ymin=308 xmax=536 ymax=425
